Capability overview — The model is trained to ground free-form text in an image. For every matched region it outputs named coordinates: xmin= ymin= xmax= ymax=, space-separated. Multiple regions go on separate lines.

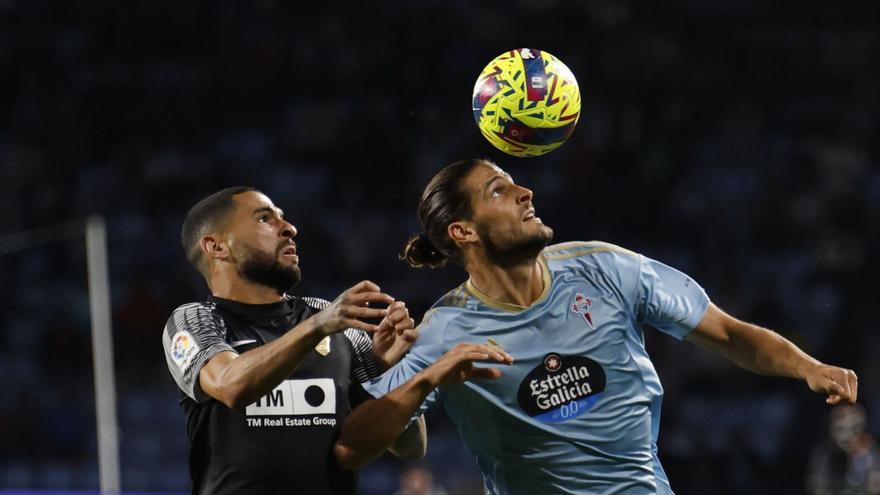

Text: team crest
xmin=314 ymin=336 xmax=331 ymax=356
xmin=571 ymin=293 xmax=596 ymax=329
xmin=544 ymin=353 xmax=562 ymax=372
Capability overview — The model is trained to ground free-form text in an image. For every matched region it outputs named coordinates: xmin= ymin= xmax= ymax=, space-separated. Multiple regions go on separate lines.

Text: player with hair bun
xmin=340 ymin=158 xmax=859 ymax=495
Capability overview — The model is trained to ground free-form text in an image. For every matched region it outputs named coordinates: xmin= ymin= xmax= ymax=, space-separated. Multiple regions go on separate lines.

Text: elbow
xmin=390 ymin=436 xmax=427 ymax=460
xmin=394 ymin=444 xmax=426 ymax=461
xmin=334 ymin=443 xmax=370 ymax=471
xmin=224 ymin=386 xmax=256 ymax=411
xmin=209 ymin=383 xmax=251 ymax=411
xmin=201 ymin=370 xmax=254 ymax=410
xmin=224 ymin=395 xmax=248 ymax=411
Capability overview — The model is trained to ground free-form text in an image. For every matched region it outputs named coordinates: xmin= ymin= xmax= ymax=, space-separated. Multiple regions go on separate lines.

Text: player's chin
xmin=279 ymin=253 xmax=300 ymax=265
xmin=532 ymin=222 xmax=554 ymax=241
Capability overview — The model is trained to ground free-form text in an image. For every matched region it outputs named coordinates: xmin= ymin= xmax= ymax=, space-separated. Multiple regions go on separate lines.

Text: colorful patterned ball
xmin=472 ymin=48 xmax=581 ymax=157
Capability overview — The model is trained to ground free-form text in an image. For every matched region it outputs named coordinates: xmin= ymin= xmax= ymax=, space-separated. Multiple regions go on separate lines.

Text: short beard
xmin=236 ymin=243 xmax=301 ymax=295
xmin=479 ymin=223 xmax=554 ymax=268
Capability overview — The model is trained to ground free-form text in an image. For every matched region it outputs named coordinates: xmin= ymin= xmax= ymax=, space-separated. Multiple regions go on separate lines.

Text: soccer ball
xmin=472 ymin=48 xmax=581 ymax=157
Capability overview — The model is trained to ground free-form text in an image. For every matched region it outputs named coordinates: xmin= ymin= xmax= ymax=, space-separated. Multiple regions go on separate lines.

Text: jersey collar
xmin=465 ymin=254 xmax=552 ymax=313
xmin=209 ymin=293 xmax=297 ymax=321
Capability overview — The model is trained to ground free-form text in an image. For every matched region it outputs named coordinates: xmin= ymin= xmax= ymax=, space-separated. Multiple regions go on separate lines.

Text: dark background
xmin=1 ymin=1 xmax=878 ymax=493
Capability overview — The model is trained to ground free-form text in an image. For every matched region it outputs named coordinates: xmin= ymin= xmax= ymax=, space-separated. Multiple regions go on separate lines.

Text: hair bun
xmin=401 ymin=232 xmax=448 ymax=268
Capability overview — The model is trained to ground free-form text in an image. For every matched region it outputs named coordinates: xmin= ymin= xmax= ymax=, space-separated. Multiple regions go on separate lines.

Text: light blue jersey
xmin=366 ymin=241 xmax=710 ymax=495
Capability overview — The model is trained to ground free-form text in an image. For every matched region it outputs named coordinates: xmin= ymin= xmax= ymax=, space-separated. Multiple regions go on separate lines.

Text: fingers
xmin=395 ymin=318 xmax=416 ymax=332
xmin=825 ymin=382 xmax=846 ymax=405
xmin=385 ymin=302 xmax=411 ymax=326
xmin=821 ymin=367 xmax=859 ymax=405
xmin=480 ymin=346 xmax=513 ymax=364
xmin=379 ymin=301 xmax=416 ymax=337
xmin=454 ymin=343 xmax=513 ymax=364
xmin=829 ymin=368 xmax=857 ymax=404
xmin=468 ymin=367 xmax=503 ymax=380
xmin=347 ymin=280 xmax=382 ymax=294
xmin=340 ymin=318 xmax=383 ymax=333
xmin=343 ymin=305 xmax=390 ymax=320
xmin=426 ymin=344 xmax=516 ymax=386
xmin=386 ymin=300 xmax=406 ymax=314
xmin=847 ymin=369 xmax=859 ymax=403
xmin=346 ymin=290 xmax=395 ymax=307
xmin=376 ymin=301 xmax=412 ymax=333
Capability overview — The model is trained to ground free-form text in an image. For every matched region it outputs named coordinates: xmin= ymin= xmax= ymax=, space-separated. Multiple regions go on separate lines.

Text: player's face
xmin=225 ymin=191 xmax=301 ymax=293
xmin=464 ymin=163 xmax=553 ymax=267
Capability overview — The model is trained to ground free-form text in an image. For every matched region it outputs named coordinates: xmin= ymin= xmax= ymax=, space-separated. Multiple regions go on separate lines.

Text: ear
xmin=200 ymin=234 xmax=230 ymax=261
xmin=448 ymin=221 xmax=479 ymax=246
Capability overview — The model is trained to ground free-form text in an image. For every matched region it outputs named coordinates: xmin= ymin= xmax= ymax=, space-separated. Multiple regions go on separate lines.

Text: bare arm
xmin=334 ymin=343 xmax=514 ymax=470
xmin=685 ymin=303 xmax=858 ymax=404
xmin=199 ymin=281 xmax=394 ymax=410
xmin=374 ymin=301 xmax=424 ymax=460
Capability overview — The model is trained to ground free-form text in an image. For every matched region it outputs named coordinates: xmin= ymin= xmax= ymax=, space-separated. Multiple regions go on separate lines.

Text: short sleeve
xmin=344 ymin=328 xmax=381 ymax=383
xmin=637 ymin=254 xmax=710 ymax=340
xmin=162 ymin=302 xmax=236 ymax=402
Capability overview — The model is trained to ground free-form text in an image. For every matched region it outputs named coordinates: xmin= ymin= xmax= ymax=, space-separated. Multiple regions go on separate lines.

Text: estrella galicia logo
xmin=517 ymin=353 xmax=606 ymax=423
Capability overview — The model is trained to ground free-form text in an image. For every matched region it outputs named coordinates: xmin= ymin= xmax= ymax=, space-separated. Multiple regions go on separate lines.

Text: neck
xmin=466 ymin=255 xmax=544 ymax=307
xmin=209 ymin=270 xmax=284 ymax=304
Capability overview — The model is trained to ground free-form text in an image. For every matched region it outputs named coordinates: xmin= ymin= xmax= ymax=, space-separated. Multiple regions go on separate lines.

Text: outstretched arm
xmin=685 ymin=303 xmax=858 ymax=405
xmin=334 ymin=343 xmax=514 ymax=470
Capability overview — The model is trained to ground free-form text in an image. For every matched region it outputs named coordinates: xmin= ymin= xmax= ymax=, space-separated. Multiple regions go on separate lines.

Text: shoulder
xmin=415 ymin=297 xmax=470 ymax=347
xmin=166 ymin=301 xmax=224 ymax=334
xmin=541 ymin=241 xmax=639 ymax=261
xmin=431 ymin=283 xmax=471 ymax=310
xmin=171 ymin=300 xmax=216 ymax=315
xmin=542 ymin=241 xmax=643 ymax=292
xmin=424 ymin=283 xmax=474 ymax=324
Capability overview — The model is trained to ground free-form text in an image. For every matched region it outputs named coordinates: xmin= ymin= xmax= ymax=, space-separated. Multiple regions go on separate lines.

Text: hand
xmin=312 ymin=280 xmax=394 ymax=336
xmin=421 ymin=343 xmax=514 ymax=387
xmin=372 ymin=301 xmax=418 ymax=369
xmin=805 ymin=363 xmax=858 ymax=405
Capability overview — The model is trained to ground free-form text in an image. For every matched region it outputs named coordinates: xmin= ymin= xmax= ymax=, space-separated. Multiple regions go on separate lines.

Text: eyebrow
xmin=252 ymin=206 xmax=284 ymax=218
xmin=481 ymin=173 xmax=512 ymax=192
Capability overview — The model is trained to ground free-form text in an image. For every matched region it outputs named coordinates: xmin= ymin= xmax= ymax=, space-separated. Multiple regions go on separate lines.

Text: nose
xmin=516 ymin=185 xmax=533 ymax=205
xmin=280 ymin=220 xmax=297 ymax=239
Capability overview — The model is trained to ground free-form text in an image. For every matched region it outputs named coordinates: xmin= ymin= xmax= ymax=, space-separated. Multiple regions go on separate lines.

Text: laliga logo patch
xmin=517 ymin=353 xmax=606 ymax=423
xmin=171 ymin=331 xmax=199 ymax=372
xmin=571 ymin=293 xmax=596 ymax=329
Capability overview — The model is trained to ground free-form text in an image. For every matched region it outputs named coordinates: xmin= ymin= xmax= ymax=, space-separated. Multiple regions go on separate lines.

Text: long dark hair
xmin=401 ymin=159 xmax=489 ymax=268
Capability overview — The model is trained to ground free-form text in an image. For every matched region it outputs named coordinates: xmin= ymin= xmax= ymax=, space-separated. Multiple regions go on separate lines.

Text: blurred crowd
xmin=1 ymin=1 xmax=878 ymax=494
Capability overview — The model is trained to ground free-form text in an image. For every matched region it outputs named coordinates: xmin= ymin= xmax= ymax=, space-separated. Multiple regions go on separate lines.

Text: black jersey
xmin=162 ymin=294 xmax=381 ymax=495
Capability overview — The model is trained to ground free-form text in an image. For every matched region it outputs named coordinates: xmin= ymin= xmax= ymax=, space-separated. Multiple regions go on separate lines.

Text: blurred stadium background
xmin=1 ymin=1 xmax=879 ymax=494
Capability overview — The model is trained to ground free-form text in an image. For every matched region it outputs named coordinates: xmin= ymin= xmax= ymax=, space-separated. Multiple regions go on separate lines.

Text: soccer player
xmin=343 ymin=159 xmax=859 ymax=494
xmin=162 ymin=187 xmax=509 ymax=494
